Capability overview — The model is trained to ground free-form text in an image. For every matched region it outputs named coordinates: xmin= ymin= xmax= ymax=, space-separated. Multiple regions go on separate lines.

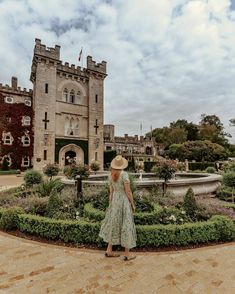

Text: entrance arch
xmin=59 ymin=144 xmax=84 ymax=168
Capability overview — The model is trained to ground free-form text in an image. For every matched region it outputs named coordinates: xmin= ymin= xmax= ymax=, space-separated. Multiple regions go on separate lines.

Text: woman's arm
xmin=124 ymin=182 xmax=135 ymax=213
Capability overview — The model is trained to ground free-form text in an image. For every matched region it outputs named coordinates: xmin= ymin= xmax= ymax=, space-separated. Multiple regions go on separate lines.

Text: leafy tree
xmin=199 ymin=114 xmax=231 ymax=146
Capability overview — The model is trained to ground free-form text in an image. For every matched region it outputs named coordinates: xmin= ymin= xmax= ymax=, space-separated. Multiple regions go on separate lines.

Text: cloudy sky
xmin=0 ymin=0 xmax=235 ymax=141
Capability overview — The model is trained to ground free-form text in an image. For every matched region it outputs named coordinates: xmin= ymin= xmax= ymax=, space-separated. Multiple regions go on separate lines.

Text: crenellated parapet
xmin=34 ymin=38 xmax=60 ymax=61
xmin=87 ymin=56 xmax=107 ymax=75
xmin=0 ymin=77 xmax=33 ymax=97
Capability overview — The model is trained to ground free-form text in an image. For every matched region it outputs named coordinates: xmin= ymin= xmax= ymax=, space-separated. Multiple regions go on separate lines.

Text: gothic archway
xmin=59 ymin=144 xmax=84 ymax=168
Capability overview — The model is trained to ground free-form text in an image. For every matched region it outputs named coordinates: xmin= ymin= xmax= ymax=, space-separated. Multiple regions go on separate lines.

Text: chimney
xmin=11 ymin=77 xmax=18 ymax=90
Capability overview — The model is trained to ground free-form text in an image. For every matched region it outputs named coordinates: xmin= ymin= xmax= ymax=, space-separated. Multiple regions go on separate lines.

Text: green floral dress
xmin=99 ymin=171 xmax=137 ymax=249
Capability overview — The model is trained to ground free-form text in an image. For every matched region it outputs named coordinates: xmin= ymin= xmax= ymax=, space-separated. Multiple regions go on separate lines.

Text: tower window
xmin=44 ymin=150 xmax=47 ymax=160
xmin=45 ymin=83 xmax=48 ymax=93
xmin=70 ymin=90 xmax=75 ymax=103
xmin=63 ymin=88 xmax=68 ymax=102
xmin=95 ymin=94 xmax=98 ymax=103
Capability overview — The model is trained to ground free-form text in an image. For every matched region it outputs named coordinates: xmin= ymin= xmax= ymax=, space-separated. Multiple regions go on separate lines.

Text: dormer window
xmin=4 ymin=96 xmax=14 ymax=104
xmin=22 ymin=135 xmax=30 ymax=146
xmin=2 ymin=132 xmax=13 ymax=145
xmin=22 ymin=116 xmax=31 ymax=126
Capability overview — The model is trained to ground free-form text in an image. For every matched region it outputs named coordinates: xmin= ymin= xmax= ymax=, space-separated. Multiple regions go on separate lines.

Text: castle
xmin=0 ymin=38 xmax=107 ymax=170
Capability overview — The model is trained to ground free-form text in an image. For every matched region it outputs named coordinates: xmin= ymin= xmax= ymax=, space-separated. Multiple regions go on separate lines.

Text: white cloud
xmin=0 ymin=0 xmax=235 ymax=141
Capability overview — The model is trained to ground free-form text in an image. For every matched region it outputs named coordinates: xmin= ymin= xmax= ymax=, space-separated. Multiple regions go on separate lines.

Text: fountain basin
xmin=61 ymin=172 xmax=222 ymax=196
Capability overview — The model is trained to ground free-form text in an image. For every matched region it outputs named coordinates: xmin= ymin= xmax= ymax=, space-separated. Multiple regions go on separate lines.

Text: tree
xmin=199 ymin=114 xmax=231 ymax=146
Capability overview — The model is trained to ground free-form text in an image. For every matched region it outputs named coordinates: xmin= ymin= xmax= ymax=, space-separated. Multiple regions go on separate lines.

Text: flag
xmin=78 ymin=48 xmax=83 ymax=62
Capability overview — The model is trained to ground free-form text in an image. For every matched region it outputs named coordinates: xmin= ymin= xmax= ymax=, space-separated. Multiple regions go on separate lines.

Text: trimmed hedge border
xmin=84 ymin=202 xmax=163 ymax=225
xmin=0 ymin=207 xmax=234 ymax=248
xmin=0 ymin=170 xmax=21 ymax=175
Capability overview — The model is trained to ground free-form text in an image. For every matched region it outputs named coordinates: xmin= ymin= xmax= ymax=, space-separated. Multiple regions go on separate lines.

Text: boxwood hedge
xmin=0 ymin=207 xmax=234 ymax=248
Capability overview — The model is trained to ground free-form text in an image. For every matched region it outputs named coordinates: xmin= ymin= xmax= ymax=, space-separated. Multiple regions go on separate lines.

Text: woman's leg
xmin=124 ymin=247 xmax=136 ymax=261
xmin=106 ymin=243 xmax=113 ymax=254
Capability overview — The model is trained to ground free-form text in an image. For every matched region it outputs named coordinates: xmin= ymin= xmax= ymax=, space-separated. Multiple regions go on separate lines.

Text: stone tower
xmin=30 ymin=38 xmax=107 ymax=170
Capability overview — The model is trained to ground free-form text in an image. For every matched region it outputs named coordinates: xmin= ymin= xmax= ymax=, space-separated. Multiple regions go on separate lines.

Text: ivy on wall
xmin=0 ymin=93 xmax=34 ymax=170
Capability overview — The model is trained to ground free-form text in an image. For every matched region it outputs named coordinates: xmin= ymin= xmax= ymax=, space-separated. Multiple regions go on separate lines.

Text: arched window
xmin=22 ymin=136 xmax=30 ymax=146
xmin=69 ymin=118 xmax=74 ymax=135
xmin=22 ymin=116 xmax=31 ymax=126
xmin=77 ymin=91 xmax=81 ymax=103
xmin=3 ymin=132 xmax=13 ymax=145
xmin=22 ymin=156 xmax=30 ymax=167
xmin=63 ymin=88 xmax=68 ymax=102
xmin=70 ymin=90 xmax=75 ymax=103
xmin=65 ymin=117 xmax=70 ymax=135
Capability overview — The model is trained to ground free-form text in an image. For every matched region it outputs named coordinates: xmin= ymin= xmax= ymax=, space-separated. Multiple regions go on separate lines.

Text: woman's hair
xmin=111 ymin=168 xmax=121 ymax=182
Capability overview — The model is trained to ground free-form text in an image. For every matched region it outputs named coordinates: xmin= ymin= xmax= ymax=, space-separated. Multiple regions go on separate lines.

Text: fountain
xmin=62 ymin=172 xmax=222 ymax=196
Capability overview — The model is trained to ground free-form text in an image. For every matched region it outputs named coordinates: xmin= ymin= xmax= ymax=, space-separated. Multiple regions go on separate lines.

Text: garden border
xmin=0 ymin=207 xmax=234 ymax=248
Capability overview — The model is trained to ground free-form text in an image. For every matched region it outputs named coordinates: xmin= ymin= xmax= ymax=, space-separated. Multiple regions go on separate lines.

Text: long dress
xmin=99 ymin=171 xmax=137 ymax=249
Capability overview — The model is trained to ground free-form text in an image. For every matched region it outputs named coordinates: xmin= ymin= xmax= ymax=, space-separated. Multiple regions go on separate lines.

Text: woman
xmin=99 ymin=155 xmax=137 ymax=261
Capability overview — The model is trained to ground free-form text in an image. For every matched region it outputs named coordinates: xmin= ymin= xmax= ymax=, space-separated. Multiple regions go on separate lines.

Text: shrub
xmin=183 ymin=188 xmax=198 ymax=219
xmin=134 ymin=192 xmax=154 ymax=213
xmin=64 ymin=163 xmax=90 ymax=179
xmin=223 ymin=172 xmax=235 ymax=188
xmin=0 ymin=207 xmax=24 ymax=231
xmin=24 ymin=170 xmax=43 ymax=187
xmin=154 ymin=159 xmax=177 ymax=182
xmin=0 ymin=170 xmax=21 ymax=175
xmin=90 ymin=161 xmax=100 ymax=172
xmin=36 ymin=178 xmax=64 ymax=197
xmin=216 ymin=186 xmax=234 ymax=201
xmin=1 ymin=157 xmax=9 ymax=171
xmin=15 ymin=213 xmax=235 ymax=247
xmin=23 ymin=196 xmax=48 ymax=216
xmin=43 ymin=163 xmax=60 ymax=179
xmin=189 ymin=162 xmax=215 ymax=171
xmin=206 ymin=166 xmax=216 ymax=173
xmin=144 ymin=161 xmax=156 ymax=172
xmin=46 ymin=191 xmax=62 ymax=218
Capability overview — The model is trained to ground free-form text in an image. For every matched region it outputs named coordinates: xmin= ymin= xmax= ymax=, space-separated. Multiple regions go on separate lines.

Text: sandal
xmin=105 ymin=252 xmax=120 ymax=257
xmin=123 ymin=255 xmax=136 ymax=261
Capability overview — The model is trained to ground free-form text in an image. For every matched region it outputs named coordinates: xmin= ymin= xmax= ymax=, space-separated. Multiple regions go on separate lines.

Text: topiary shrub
xmin=64 ymin=163 xmax=90 ymax=179
xmin=183 ymin=187 xmax=198 ymax=220
xmin=0 ymin=207 xmax=24 ymax=231
xmin=206 ymin=166 xmax=216 ymax=173
xmin=24 ymin=170 xmax=43 ymax=187
xmin=43 ymin=163 xmax=60 ymax=179
xmin=46 ymin=191 xmax=62 ymax=218
xmin=223 ymin=172 xmax=235 ymax=188
xmin=90 ymin=161 xmax=100 ymax=173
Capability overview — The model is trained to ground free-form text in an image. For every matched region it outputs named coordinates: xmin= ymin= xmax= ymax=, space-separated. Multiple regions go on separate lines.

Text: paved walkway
xmin=0 ymin=232 xmax=234 ymax=294
xmin=0 ymin=175 xmax=24 ymax=192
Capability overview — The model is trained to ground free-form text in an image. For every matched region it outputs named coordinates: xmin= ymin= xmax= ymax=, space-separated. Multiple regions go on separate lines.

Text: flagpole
xmin=81 ymin=46 xmax=83 ymax=69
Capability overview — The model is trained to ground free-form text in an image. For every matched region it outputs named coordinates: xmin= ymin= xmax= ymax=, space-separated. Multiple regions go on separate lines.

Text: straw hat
xmin=111 ymin=155 xmax=128 ymax=170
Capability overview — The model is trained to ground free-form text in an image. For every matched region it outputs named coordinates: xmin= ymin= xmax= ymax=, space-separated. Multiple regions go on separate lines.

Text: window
xmin=3 ymin=133 xmax=13 ymax=145
xmin=95 ymin=152 xmax=98 ymax=161
xmin=63 ymin=88 xmax=68 ymax=102
xmin=4 ymin=96 xmax=13 ymax=104
xmin=24 ymin=99 xmax=31 ymax=106
xmin=70 ymin=90 xmax=75 ymax=103
xmin=22 ymin=116 xmax=31 ymax=126
xmin=45 ymin=83 xmax=48 ymax=93
xmin=22 ymin=136 xmax=30 ymax=146
xmin=22 ymin=157 xmax=30 ymax=167
xmin=95 ymin=94 xmax=98 ymax=103
xmin=77 ymin=91 xmax=81 ymax=103
xmin=44 ymin=150 xmax=47 ymax=160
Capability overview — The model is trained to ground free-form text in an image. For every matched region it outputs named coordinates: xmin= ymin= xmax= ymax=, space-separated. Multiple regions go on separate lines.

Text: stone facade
xmin=104 ymin=124 xmax=157 ymax=170
xmin=30 ymin=39 xmax=107 ymax=170
xmin=0 ymin=78 xmax=33 ymax=169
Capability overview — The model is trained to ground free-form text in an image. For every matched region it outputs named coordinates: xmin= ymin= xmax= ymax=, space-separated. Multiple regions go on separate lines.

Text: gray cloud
xmin=0 ymin=0 xmax=235 ymax=142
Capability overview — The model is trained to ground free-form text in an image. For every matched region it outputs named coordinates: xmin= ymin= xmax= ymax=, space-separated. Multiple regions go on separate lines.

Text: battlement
xmin=87 ymin=56 xmax=106 ymax=74
xmin=34 ymin=38 xmax=60 ymax=60
xmin=57 ymin=61 xmax=87 ymax=76
xmin=0 ymin=77 xmax=33 ymax=96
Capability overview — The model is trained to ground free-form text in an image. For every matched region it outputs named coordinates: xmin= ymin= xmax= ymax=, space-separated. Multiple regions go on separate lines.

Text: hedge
xmin=144 ymin=162 xmax=156 ymax=172
xmin=0 ymin=207 xmax=234 ymax=247
xmin=0 ymin=170 xmax=21 ymax=175
xmin=189 ymin=162 xmax=215 ymax=171
xmin=84 ymin=202 xmax=164 ymax=225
